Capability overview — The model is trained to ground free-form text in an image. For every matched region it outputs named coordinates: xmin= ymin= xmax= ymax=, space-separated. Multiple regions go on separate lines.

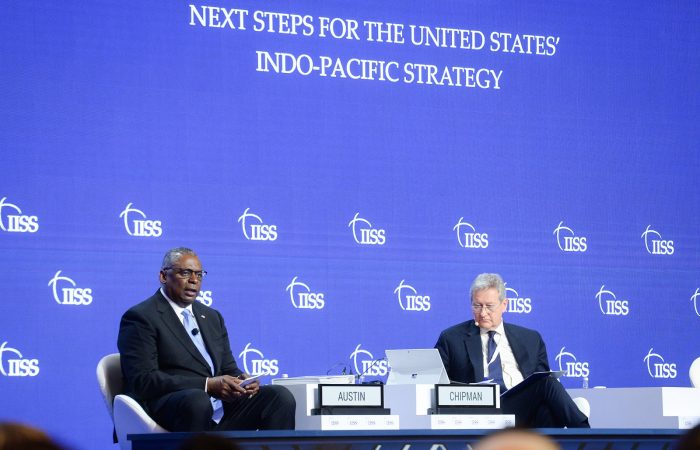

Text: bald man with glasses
xmin=435 ymin=273 xmax=589 ymax=428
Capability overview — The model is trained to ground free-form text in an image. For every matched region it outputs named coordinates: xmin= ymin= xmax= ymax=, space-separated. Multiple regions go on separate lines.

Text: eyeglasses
xmin=471 ymin=303 xmax=501 ymax=313
xmin=163 ymin=267 xmax=207 ymax=280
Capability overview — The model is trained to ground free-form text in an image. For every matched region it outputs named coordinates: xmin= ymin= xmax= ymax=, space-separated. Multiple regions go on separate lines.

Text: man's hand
xmin=206 ymin=375 xmax=247 ymax=401
xmin=239 ymin=374 xmax=260 ymax=397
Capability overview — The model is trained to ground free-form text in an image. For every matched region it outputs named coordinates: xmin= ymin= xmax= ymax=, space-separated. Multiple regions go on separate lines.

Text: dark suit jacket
xmin=117 ymin=289 xmax=243 ymax=404
xmin=434 ymin=320 xmax=550 ymax=384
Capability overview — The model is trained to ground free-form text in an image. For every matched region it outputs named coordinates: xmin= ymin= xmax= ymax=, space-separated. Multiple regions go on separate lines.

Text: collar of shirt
xmin=160 ymin=287 xmax=194 ymax=325
xmin=479 ymin=321 xmax=505 ymax=337
xmin=479 ymin=321 xmax=506 ymax=360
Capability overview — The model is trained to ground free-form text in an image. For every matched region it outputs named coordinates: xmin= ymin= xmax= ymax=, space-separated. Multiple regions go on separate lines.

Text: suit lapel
xmin=154 ymin=291 xmax=212 ymax=374
xmin=464 ymin=321 xmax=484 ymax=381
xmin=504 ymin=323 xmax=531 ymax=375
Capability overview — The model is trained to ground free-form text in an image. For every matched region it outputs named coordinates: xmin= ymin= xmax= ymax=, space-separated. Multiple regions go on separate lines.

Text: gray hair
xmin=470 ymin=273 xmax=506 ymax=301
xmin=161 ymin=247 xmax=198 ymax=270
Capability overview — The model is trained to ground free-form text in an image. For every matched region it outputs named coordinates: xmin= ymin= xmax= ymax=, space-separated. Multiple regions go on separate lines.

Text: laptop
xmin=385 ymin=348 xmax=450 ymax=385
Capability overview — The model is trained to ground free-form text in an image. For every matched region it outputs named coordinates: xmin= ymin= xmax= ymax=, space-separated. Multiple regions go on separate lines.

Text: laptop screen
xmin=385 ymin=348 xmax=450 ymax=385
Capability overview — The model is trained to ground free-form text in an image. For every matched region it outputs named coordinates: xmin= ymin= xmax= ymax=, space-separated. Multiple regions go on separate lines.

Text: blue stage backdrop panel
xmin=1 ymin=1 xmax=699 ymax=449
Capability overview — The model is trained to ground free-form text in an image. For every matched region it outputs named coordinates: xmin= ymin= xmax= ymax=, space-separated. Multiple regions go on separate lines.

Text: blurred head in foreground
xmin=676 ymin=423 xmax=700 ymax=450
xmin=474 ymin=428 xmax=561 ymax=450
xmin=0 ymin=422 xmax=66 ymax=450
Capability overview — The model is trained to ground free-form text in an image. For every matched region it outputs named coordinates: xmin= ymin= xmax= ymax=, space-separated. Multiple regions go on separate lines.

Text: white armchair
xmin=572 ymin=396 xmax=591 ymax=419
xmin=690 ymin=357 xmax=700 ymax=387
xmin=96 ymin=353 xmax=167 ymax=450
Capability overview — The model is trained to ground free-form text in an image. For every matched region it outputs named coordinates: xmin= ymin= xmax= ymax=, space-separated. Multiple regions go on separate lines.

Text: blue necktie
xmin=181 ymin=310 xmax=223 ymax=423
xmin=487 ymin=331 xmax=507 ymax=393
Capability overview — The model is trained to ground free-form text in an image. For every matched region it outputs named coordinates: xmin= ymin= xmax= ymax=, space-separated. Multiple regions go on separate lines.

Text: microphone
xmin=325 ymin=361 xmax=348 ymax=376
xmin=191 ymin=328 xmax=199 ymax=336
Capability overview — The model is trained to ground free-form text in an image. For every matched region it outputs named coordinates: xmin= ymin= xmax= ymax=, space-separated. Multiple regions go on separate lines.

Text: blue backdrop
xmin=1 ymin=1 xmax=699 ymax=449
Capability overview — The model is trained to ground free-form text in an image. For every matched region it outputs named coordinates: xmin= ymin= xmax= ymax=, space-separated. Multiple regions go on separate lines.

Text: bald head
xmin=474 ymin=429 xmax=561 ymax=450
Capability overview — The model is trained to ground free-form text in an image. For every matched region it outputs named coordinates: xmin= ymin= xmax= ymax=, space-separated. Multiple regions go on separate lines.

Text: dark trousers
xmin=501 ymin=377 xmax=590 ymax=428
xmin=148 ymin=385 xmax=296 ymax=432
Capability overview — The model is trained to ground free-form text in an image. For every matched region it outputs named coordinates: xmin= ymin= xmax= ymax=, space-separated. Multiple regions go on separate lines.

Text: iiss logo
xmin=692 ymin=288 xmax=700 ymax=318
xmin=0 ymin=197 xmax=39 ymax=233
xmin=0 ymin=341 xmax=39 ymax=377
xmin=48 ymin=271 xmax=93 ymax=305
xmin=453 ymin=217 xmax=489 ymax=249
xmin=595 ymin=285 xmax=629 ymax=316
xmin=350 ymin=344 xmax=388 ymax=377
xmin=641 ymin=225 xmax=674 ymax=255
xmin=505 ymin=285 xmax=532 ymax=314
xmin=643 ymin=348 xmax=677 ymax=379
xmin=555 ymin=347 xmax=590 ymax=378
xmin=286 ymin=277 xmax=325 ymax=310
xmin=196 ymin=290 xmax=213 ymax=306
xmin=553 ymin=221 xmax=587 ymax=252
xmin=348 ymin=212 xmax=385 ymax=245
xmin=238 ymin=343 xmax=279 ymax=376
xmin=119 ymin=203 xmax=162 ymax=237
xmin=237 ymin=208 xmax=277 ymax=241
xmin=394 ymin=280 xmax=431 ymax=312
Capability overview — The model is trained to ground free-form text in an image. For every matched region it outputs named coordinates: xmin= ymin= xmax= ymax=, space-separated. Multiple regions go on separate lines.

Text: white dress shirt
xmin=161 ymin=288 xmax=197 ymax=326
xmin=160 ymin=288 xmax=210 ymax=392
xmin=480 ymin=322 xmax=524 ymax=389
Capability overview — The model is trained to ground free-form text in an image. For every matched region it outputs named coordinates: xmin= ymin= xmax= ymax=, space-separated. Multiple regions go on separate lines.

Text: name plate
xmin=679 ymin=416 xmax=700 ymax=429
xmin=431 ymin=414 xmax=515 ymax=429
xmin=321 ymin=415 xmax=399 ymax=430
xmin=436 ymin=384 xmax=497 ymax=408
xmin=319 ymin=384 xmax=384 ymax=408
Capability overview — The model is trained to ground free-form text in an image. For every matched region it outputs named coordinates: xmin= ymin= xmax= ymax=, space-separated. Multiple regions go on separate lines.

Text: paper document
xmin=501 ymin=371 xmax=559 ymax=398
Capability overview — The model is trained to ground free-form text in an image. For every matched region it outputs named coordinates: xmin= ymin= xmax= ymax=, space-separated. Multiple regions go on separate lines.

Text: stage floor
xmin=129 ymin=428 xmax=685 ymax=450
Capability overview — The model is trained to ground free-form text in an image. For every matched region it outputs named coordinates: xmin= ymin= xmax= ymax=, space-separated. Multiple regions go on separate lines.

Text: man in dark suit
xmin=118 ymin=247 xmax=295 ymax=431
xmin=435 ymin=273 xmax=589 ymax=428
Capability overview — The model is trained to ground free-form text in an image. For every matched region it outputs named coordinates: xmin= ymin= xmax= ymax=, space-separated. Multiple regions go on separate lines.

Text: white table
xmin=568 ymin=387 xmax=700 ymax=429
